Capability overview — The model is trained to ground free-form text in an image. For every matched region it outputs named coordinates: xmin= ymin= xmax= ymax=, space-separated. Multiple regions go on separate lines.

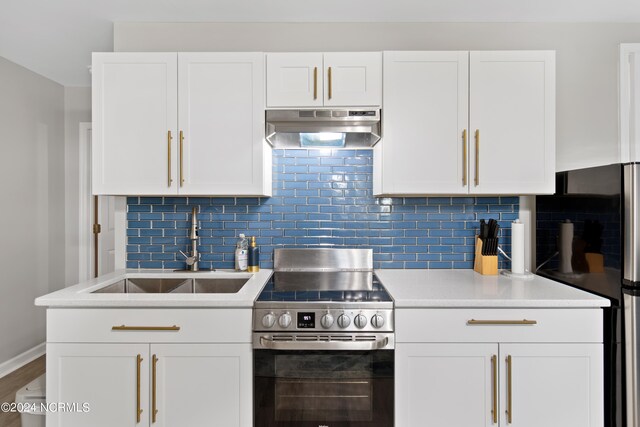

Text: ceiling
xmin=2 ymin=0 xmax=640 ymax=87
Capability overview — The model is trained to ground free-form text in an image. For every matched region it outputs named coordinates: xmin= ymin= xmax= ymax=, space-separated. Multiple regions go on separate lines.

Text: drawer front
xmin=47 ymin=308 xmax=252 ymax=343
xmin=396 ymin=308 xmax=602 ymax=343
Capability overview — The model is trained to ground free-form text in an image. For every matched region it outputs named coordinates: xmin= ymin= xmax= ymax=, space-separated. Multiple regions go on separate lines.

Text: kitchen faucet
xmin=179 ymin=207 xmax=200 ymax=271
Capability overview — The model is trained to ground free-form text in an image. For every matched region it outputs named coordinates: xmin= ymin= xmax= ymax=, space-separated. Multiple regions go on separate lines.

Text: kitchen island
xmin=36 ymin=269 xmax=609 ymax=427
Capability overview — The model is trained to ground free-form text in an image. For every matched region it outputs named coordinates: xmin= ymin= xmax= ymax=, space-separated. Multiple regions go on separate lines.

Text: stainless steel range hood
xmin=265 ymin=109 xmax=381 ymax=148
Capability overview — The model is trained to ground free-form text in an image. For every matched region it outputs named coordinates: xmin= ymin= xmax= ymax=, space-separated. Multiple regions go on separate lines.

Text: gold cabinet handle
xmin=167 ymin=131 xmax=173 ymax=187
xmin=506 ymin=355 xmax=513 ymax=424
xmin=112 ymin=325 xmax=181 ymax=331
xmin=179 ymin=130 xmax=184 ymax=187
xmin=136 ymin=354 xmax=143 ymax=423
xmin=474 ymin=129 xmax=480 ymax=186
xmin=152 ymin=354 xmax=158 ymax=423
xmin=491 ymin=354 xmax=498 ymax=424
xmin=462 ymin=129 xmax=468 ymax=186
xmin=313 ymin=67 xmax=318 ymax=100
xmin=328 ymin=66 xmax=333 ymax=100
xmin=467 ymin=319 xmax=537 ymax=326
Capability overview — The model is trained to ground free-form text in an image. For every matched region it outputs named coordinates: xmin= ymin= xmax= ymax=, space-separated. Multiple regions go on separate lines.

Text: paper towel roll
xmin=558 ymin=220 xmax=574 ymax=273
xmin=511 ymin=220 xmax=525 ymax=274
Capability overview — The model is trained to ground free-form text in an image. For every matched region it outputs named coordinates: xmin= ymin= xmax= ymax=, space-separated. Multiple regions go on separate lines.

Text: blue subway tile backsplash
xmin=127 ymin=149 xmax=519 ymax=270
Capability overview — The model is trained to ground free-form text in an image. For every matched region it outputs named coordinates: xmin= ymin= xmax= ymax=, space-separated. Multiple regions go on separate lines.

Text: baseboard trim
xmin=0 ymin=343 xmax=46 ymax=379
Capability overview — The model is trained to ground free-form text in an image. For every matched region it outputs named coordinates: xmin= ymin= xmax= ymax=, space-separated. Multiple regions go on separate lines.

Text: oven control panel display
xmin=297 ymin=312 xmax=315 ymax=329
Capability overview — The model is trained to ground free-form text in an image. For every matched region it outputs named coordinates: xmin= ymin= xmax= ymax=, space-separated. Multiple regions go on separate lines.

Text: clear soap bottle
xmin=235 ymin=234 xmax=248 ymax=272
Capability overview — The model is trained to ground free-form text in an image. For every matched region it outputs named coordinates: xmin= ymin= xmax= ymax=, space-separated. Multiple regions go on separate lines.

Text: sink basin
xmin=91 ymin=277 xmax=248 ymax=294
xmin=127 ymin=278 xmax=192 ymax=293
xmin=193 ymin=278 xmax=248 ymax=294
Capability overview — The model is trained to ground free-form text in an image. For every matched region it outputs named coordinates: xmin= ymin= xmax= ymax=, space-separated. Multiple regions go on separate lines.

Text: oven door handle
xmin=258 ymin=336 xmax=390 ymax=351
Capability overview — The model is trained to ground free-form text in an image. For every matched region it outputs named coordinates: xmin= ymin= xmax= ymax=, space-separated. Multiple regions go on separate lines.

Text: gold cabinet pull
xmin=152 ymin=354 xmax=158 ymax=423
xmin=491 ymin=355 xmax=498 ymax=424
xmin=328 ymin=66 xmax=333 ymax=100
xmin=462 ymin=129 xmax=468 ymax=186
xmin=506 ymin=355 xmax=513 ymax=424
xmin=474 ymin=129 xmax=480 ymax=186
xmin=467 ymin=319 xmax=537 ymax=326
xmin=313 ymin=67 xmax=318 ymax=100
xmin=179 ymin=130 xmax=185 ymax=187
xmin=167 ymin=131 xmax=173 ymax=187
xmin=112 ymin=325 xmax=181 ymax=331
xmin=136 ymin=354 xmax=143 ymax=423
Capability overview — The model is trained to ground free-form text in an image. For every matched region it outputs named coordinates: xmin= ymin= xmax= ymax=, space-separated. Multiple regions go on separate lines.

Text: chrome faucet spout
xmin=189 ymin=206 xmax=198 ymax=241
xmin=179 ymin=207 xmax=200 ymax=271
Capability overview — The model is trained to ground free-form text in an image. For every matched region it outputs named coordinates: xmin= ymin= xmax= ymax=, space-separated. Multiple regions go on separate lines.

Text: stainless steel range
xmin=253 ymin=248 xmax=394 ymax=427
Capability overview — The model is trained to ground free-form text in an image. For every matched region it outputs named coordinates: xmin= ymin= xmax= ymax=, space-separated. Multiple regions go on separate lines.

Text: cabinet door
xmin=46 ymin=343 xmax=149 ymax=427
xmin=323 ymin=52 xmax=382 ymax=106
xmin=151 ymin=343 xmax=252 ymax=427
xmin=178 ymin=53 xmax=270 ymax=196
xmin=266 ymin=53 xmax=323 ymax=107
xmin=375 ymin=51 xmax=469 ymax=195
xmin=500 ymin=344 xmax=603 ymax=427
xmin=92 ymin=52 xmax=178 ymax=195
xmin=396 ymin=343 xmax=498 ymax=427
xmin=469 ymin=51 xmax=555 ymax=194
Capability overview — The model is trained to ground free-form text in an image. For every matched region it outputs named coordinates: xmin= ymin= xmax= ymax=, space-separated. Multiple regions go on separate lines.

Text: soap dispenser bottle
xmin=248 ymin=236 xmax=260 ymax=272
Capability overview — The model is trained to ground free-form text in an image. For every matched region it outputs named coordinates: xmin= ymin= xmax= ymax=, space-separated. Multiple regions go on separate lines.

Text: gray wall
xmin=115 ymin=22 xmax=640 ymax=172
xmin=0 ymin=56 xmax=65 ymax=365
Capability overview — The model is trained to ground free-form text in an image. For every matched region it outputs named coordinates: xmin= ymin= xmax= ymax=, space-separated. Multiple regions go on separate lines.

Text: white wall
xmin=114 ymin=22 xmax=640 ymax=172
xmin=64 ymin=87 xmax=91 ymax=286
xmin=0 ymin=56 xmax=65 ymax=365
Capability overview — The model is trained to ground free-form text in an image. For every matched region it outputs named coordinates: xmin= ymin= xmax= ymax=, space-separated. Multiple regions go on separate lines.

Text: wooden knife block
xmin=474 ymin=236 xmax=498 ymax=275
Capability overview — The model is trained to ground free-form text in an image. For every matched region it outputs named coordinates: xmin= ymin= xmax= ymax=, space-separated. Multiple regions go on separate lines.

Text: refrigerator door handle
xmin=624 ymin=164 xmax=640 ymax=283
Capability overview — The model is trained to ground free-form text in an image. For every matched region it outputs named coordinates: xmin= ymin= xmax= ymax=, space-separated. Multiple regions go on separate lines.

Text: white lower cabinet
xmin=396 ymin=343 xmax=496 ymax=427
xmin=46 ymin=309 xmax=252 ymax=427
xmin=395 ymin=309 xmax=604 ymax=427
xmin=501 ymin=343 xmax=603 ymax=427
xmin=152 ymin=344 xmax=252 ymax=427
xmin=47 ymin=343 xmax=150 ymax=427
xmin=47 ymin=343 xmax=252 ymax=427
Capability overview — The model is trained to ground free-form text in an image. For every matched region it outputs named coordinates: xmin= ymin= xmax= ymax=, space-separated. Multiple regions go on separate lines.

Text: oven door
xmin=254 ymin=349 xmax=394 ymax=427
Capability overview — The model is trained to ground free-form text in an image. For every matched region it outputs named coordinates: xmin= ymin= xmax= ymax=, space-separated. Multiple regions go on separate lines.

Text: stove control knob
xmin=371 ymin=314 xmax=385 ymax=329
xmin=321 ymin=312 xmax=334 ymax=329
xmin=337 ymin=314 xmax=351 ymax=328
xmin=278 ymin=312 xmax=292 ymax=329
xmin=354 ymin=313 xmax=368 ymax=329
xmin=261 ymin=312 xmax=276 ymax=329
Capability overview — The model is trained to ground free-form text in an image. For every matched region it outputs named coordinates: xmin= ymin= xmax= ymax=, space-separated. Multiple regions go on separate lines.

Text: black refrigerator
xmin=536 ymin=163 xmax=640 ymax=427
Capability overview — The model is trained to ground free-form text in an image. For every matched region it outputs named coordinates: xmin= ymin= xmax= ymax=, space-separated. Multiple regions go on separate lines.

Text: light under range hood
xmin=265 ymin=109 xmax=381 ymax=148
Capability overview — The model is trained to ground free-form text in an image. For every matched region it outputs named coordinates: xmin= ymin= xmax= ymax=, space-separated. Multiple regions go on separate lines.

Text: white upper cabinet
xmin=620 ymin=44 xmax=640 ymax=163
xmin=92 ymin=53 xmax=178 ymax=195
xmin=266 ymin=52 xmax=382 ymax=108
xmin=376 ymin=51 xmax=469 ymax=195
xmin=469 ymin=51 xmax=555 ymax=195
xmin=375 ymin=50 xmax=555 ymax=196
xmin=323 ymin=52 xmax=382 ymax=107
xmin=178 ymin=53 xmax=270 ymax=196
xmin=92 ymin=52 xmax=271 ymax=196
xmin=266 ymin=53 xmax=323 ymax=107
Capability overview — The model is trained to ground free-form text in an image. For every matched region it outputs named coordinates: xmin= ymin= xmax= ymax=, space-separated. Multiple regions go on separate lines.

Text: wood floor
xmin=0 ymin=356 xmax=46 ymax=427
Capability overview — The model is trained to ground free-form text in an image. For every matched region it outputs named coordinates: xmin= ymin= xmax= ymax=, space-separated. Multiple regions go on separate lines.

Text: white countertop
xmin=35 ymin=268 xmax=610 ymax=309
xmin=375 ymin=269 xmax=610 ymax=308
xmin=35 ymin=269 xmax=273 ymax=308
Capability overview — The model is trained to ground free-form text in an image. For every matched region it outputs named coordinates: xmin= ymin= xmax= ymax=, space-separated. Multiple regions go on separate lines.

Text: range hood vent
xmin=266 ymin=109 xmax=381 ymax=148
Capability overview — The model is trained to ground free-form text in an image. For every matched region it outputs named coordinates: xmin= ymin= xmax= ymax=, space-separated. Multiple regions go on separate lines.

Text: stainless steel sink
xmin=91 ymin=277 xmax=248 ymax=294
xmin=193 ymin=278 xmax=247 ymax=294
xmin=127 ymin=278 xmax=192 ymax=293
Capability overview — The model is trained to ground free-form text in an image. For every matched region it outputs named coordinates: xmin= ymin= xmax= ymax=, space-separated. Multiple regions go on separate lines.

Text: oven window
xmin=254 ymin=350 xmax=393 ymax=427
